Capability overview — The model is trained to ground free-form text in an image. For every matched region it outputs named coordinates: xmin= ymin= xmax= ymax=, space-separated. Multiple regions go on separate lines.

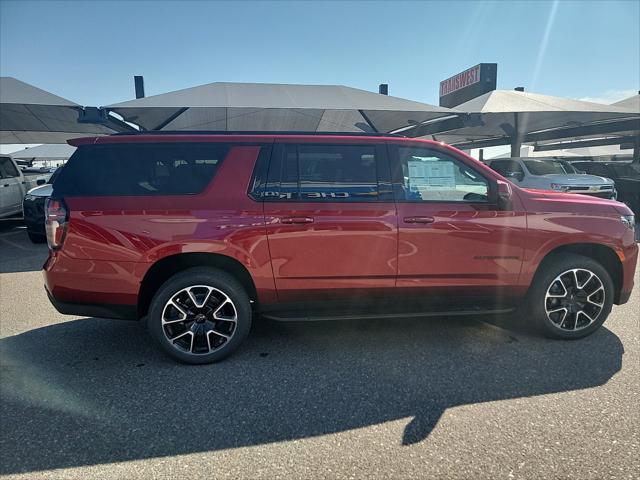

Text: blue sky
xmin=1 ymin=0 xmax=638 ymax=109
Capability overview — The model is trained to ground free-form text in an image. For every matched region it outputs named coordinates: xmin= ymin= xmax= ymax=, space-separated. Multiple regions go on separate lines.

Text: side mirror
xmin=496 ymin=180 xmax=513 ymax=211
xmin=37 ymin=179 xmax=46 ymax=186
xmin=505 ymin=171 xmax=524 ymax=182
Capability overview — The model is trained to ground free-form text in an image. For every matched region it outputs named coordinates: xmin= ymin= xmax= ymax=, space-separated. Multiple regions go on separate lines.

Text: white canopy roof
xmin=9 ymin=143 xmax=76 ymax=160
xmin=612 ymin=94 xmax=640 ymax=112
xmin=105 ymin=82 xmax=457 ymax=133
xmin=423 ymin=90 xmax=639 ymax=146
xmin=0 ymin=77 xmax=115 ymax=144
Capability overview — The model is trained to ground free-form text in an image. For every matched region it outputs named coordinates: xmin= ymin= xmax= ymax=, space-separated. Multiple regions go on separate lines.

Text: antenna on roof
xmin=514 ymin=87 xmax=525 ymax=92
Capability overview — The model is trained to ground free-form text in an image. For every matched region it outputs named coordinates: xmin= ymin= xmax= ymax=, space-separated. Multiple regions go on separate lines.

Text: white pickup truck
xmin=0 ymin=155 xmax=47 ymax=218
xmin=484 ymin=157 xmax=617 ymax=200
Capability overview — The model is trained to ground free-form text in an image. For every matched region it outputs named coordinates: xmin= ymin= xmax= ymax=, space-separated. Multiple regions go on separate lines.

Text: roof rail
xmin=110 ymin=130 xmax=406 ymax=138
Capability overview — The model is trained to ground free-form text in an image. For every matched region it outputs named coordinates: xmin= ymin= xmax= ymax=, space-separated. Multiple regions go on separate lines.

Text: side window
xmin=264 ymin=144 xmax=382 ymax=202
xmin=0 ymin=157 xmax=19 ymax=178
xmin=54 ymin=143 xmax=229 ymax=196
xmin=395 ymin=147 xmax=489 ymax=202
xmin=583 ymin=163 xmax=608 ymax=177
xmin=247 ymin=145 xmax=273 ymax=200
xmin=490 ymin=160 xmax=524 ymax=176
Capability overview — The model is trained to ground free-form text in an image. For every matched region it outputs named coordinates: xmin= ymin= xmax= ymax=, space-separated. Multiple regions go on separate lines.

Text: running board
xmin=262 ymin=307 xmax=516 ymax=322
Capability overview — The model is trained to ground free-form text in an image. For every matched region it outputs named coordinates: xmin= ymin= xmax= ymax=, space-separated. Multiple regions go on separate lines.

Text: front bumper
xmin=617 ymin=239 xmax=638 ymax=305
xmin=22 ymin=196 xmax=46 ymax=235
xmin=565 ymin=187 xmax=616 ymax=200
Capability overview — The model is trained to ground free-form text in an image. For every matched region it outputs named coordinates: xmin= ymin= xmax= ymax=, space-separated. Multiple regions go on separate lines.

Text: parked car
xmin=0 ymin=155 xmax=46 ymax=218
xmin=44 ymin=133 xmax=637 ymax=364
xmin=570 ymin=161 xmax=640 ymax=216
xmin=556 ymin=159 xmax=585 ymax=174
xmin=22 ymin=167 xmax=62 ymax=243
xmin=484 ymin=157 xmax=617 ymax=199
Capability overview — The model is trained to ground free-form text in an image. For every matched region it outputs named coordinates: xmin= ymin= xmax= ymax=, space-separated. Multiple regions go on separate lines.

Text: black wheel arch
xmin=533 ymin=243 xmax=623 ymax=304
xmin=138 ymin=253 xmax=258 ymax=319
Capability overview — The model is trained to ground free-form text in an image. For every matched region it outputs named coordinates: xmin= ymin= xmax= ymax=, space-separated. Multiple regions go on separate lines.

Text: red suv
xmin=44 ymin=133 xmax=637 ymax=364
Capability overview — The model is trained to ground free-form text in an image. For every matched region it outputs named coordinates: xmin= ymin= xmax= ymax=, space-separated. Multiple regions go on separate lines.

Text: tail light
xmin=45 ymin=198 xmax=69 ymax=250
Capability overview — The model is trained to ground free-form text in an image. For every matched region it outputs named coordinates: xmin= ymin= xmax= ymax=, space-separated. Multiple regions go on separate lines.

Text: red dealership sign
xmin=440 ymin=64 xmax=481 ymax=97
xmin=439 ymin=63 xmax=497 ymax=108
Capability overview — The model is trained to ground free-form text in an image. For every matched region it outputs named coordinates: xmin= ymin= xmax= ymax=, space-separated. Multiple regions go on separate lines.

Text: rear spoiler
xmin=67 ymin=137 xmax=100 ymax=147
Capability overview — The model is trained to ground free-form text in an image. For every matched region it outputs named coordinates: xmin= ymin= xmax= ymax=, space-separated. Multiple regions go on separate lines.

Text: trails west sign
xmin=439 ymin=63 xmax=497 ymax=108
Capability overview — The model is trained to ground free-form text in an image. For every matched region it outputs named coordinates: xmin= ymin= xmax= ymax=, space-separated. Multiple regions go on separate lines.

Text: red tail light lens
xmin=45 ymin=198 xmax=69 ymax=250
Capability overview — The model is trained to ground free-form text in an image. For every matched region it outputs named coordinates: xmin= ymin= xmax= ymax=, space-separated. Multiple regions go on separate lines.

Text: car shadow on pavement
xmin=0 ymin=315 xmax=624 ymax=474
xmin=0 ymin=220 xmax=48 ymax=274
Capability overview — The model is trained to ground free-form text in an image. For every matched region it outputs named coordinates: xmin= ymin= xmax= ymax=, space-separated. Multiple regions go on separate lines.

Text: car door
xmin=390 ymin=143 xmax=527 ymax=306
xmin=262 ymin=140 xmax=397 ymax=304
xmin=0 ymin=157 xmax=24 ymax=217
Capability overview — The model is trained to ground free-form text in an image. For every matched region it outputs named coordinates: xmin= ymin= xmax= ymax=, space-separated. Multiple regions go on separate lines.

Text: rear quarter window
xmin=53 ymin=143 xmax=230 ymax=196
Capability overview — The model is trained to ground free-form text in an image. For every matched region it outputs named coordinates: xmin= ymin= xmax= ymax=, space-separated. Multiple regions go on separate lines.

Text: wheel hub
xmin=161 ymin=285 xmax=238 ymax=355
xmin=544 ymin=268 xmax=605 ymax=332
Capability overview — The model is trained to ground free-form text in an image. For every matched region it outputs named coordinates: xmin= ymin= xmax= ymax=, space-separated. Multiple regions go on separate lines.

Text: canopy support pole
xmin=358 ymin=110 xmax=379 ymax=133
xmin=153 ymin=107 xmax=189 ymax=131
xmin=510 ymin=112 xmax=522 ymax=157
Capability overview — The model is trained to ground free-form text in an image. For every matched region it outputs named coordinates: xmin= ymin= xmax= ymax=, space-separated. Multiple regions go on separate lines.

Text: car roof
xmin=67 ymin=132 xmax=445 ymax=147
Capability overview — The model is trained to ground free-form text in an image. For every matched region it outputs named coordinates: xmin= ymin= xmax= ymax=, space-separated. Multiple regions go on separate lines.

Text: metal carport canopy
xmin=104 ymin=82 xmax=458 ymax=133
xmin=406 ymin=89 xmax=639 ymax=155
xmin=0 ymin=77 xmax=116 ymax=144
xmin=529 ymin=94 xmax=640 ymax=158
xmin=9 ymin=143 xmax=76 ymax=161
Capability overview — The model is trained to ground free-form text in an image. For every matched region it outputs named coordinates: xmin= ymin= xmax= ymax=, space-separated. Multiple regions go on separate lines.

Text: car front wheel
xmin=148 ymin=267 xmax=252 ymax=364
xmin=527 ymin=253 xmax=614 ymax=339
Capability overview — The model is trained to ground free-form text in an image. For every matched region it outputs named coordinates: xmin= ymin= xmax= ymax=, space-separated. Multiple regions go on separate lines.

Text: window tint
xmin=0 ymin=157 xmax=19 ymax=178
xmin=47 ymin=167 xmax=63 ymax=185
xmin=489 ymin=160 xmax=524 ymax=176
xmin=576 ymin=163 xmax=609 ymax=177
xmin=397 ymin=147 xmax=489 ymax=202
xmin=523 ymin=160 xmax=566 ymax=175
xmin=264 ymin=144 xmax=381 ymax=202
xmin=611 ymin=165 xmax=637 ymax=177
xmin=53 ymin=143 xmax=229 ymax=196
xmin=557 ymin=161 xmax=579 ymax=174
xmin=247 ymin=145 xmax=273 ymax=200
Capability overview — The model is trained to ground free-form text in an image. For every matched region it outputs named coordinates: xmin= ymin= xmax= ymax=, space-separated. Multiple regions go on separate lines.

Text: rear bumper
xmin=46 ymin=288 xmax=138 ymax=320
xmin=43 ymin=251 xmax=141 ymax=315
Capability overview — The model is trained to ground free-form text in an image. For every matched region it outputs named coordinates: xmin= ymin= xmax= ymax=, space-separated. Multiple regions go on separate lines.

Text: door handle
xmin=281 ymin=216 xmax=314 ymax=224
xmin=403 ymin=216 xmax=435 ymax=224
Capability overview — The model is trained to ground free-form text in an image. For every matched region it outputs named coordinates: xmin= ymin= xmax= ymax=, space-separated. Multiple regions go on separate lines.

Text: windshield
xmin=558 ymin=162 xmax=580 ymax=174
xmin=524 ymin=160 xmax=569 ymax=175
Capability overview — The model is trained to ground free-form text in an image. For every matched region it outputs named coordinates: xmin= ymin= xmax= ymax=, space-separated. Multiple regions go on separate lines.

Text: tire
xmin=527 ymin=253 xmax=614 ymax=340
xmin=27 ymin=231 xmax=47 ymax=244
xmin=147 ymin=267 xmax=252 ymax=364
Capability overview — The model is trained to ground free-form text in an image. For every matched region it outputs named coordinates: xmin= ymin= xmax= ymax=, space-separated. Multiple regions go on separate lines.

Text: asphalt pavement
xmin=1 ymin=218 xmax=638 ymax=479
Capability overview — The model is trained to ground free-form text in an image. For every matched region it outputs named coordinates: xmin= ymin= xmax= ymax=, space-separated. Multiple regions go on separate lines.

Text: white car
xmin=0 ymin=156 xmax=47 ymax=218
xmin=485 ymin=157 xmax=616 ymax=199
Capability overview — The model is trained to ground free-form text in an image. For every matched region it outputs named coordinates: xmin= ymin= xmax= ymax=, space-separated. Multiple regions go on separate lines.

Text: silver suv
xmin=485 ymin=157 xmax=616 ymax=199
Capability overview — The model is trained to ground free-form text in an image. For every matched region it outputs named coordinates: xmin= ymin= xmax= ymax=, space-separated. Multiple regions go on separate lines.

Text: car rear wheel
xmin=527 ymin=253 xmax=614 ymax=339
xmin=147 ymin=267 xmax=252 ymax=364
